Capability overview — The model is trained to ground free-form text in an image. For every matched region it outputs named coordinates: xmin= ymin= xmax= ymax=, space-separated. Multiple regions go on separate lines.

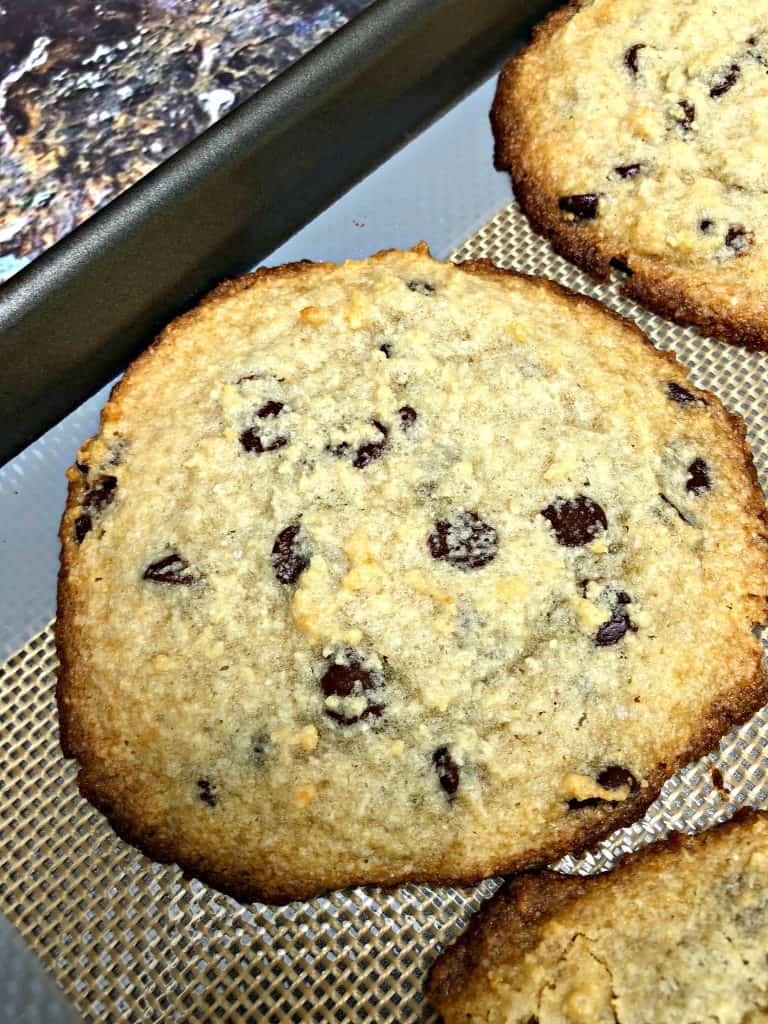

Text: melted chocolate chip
xmin=542 ymin=496 xmax=607 ymax=547
xmin=615 ymin=163 xmax=642 ymax=179
xmin=143 ymin=553 xmax=195 ymax=585
xmin=271 ymin=523 xmax=310 ymax=585
xmin=598 ymin=765 xmax=638 ymax=792
xmin=239 ymin=427 xmax=288 ymax=453
xmin=433 ymin=746 xmax=460 ymax=797
xmin=256 ymin=400 xmax=284 ymax=418
xmin=558 ymin=194 xmax=599 ymax=220
xmin=379 ymin=342 xmax=393 ymax=358
xmin=610 ymin=256 xmax=633 ymax=276
xmin=568 ymin=765 xmax=638 ymax=809
xmin=406 ymin=279 xmax=435 ymax=295
xmin=76 ymin=461 xmax=89 ymax=474
xmin=686 ymin=457 xmax=711 ymax=494
xmin=595 ymin=593 xmax=636 ymax=647
xmin=398 ymin=405 xmax=418 ymax=431
xmin=83 ymin=474 xmax=118 ymax=514
xmin=725 ymin=225 xmax=752 ymax=255
xmin=428 ymin=512 xmax=498 ymax=570
xmin=699 ymin=219 xmax=714 ymax=234
xmin=197 ymin=778 xmax=217 ymax=807
xmin=710 ymin=63 xmax=741 ymax=98
xmin=240 ymin=399 xmax=288 ymax=452
xmin=320 ymin=653 xmax=385 ymax=726
xmin=666 ymin=381 xmax=704 ymax=405
xmin=678 ymin=100 xmax=696 ymax=130
xmin=74 ymin=514 xmax=92 ymax=544
xmin=352 ymin=421 xmax=389 ymax=469
xmin=623 ymin=43 xmax=645 ymax=75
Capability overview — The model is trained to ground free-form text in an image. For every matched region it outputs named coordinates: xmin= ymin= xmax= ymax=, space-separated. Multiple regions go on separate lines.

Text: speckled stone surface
xmin=0 ymin=0 xmax=374 ymax=283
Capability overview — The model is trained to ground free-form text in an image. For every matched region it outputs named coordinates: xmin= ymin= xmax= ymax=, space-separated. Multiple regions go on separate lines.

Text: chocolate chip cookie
xmin=428 ymin=810 xmax=768 ymax=1023
xmin=492 ymin=1 xmax=768 ymax=350
xmin=57 ymin=246 xmax=768 ymax=903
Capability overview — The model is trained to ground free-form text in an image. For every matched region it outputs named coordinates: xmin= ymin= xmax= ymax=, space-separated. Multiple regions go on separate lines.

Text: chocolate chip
xmin=666 ymin=381 xmax=704 ymax=405
xmin=76 ymin=461 xmax=89 ymax=474
xmin=710 ymin=63 xmax=741 ymax=98
xmin=239 ymin=427 xmax=288 ymax=453
xmin=615 ymin=163 xmax=642 ymax=179
xmin=352 ymin=420 xmax=388 ymax=469
xmin=197 ymin=778 xmax=217 ymax=807
xmin=433 ymin=745 xmax=460 ymax=797
xmin=610 ymin=256 xmax=632 ymax=276
xmin=74 ymin=514 xmax=92 ymax=544
xmin=398 ymin=405 xmax=418 ymax=431
xmin=271 ymin=523 xmax=310 ymax=585
xmin=568 ymin=765 xmax=638 ymax=809
xmin=256 ymin=400 xmax=284 ymax=418
xmin=327 ymin=421 xmax=389 ymax=467
xmin=699 ymin=219 xmax=714 ymax=233
xmin=686 ymin=457 xmax=711 ymax=494
xmin=143 ymin=553 xmax=195 ymax=585
xmin=725 ymin=225 xmax=752 ymax=255
xmin=595 ymin=593 xmax=636 ymax=647
xmin=598 ymin=765 xmax=638 ymax=792
xmin=678 ymin=100 xmax=696 ymax=130
xmin=623 ymin=43 xmax=645 ymax=75
xmin=542 ymin=496 xmax=607 ymax=547
xmin=406 ymin=280 xmax=435 ymax=295
xmin=428 ymin=511 xmax=498 ymax=570
xmin=379 ymin=342 xmax=393 ymax=358
xmin=83 ymin=474 xmax=118 ymax=514
xmin=320 ymin=653 xmax=385 ymax=726
xmin=240 ymin=400 xmax=288 ymax=452
xmin=558 ymin=194 xmax=599 ymax=220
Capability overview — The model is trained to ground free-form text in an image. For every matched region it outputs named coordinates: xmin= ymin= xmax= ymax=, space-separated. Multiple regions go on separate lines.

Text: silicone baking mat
xmin=2 ymin=200 xmax=768 ymax=1023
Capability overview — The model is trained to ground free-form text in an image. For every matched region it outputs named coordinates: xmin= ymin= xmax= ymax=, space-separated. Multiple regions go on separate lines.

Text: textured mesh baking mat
xmin=3 ymin=199 xmax=768 ymax=1023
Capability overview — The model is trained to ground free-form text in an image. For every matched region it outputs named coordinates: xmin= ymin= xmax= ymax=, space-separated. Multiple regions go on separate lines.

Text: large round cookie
xmin=57 ymin=245 xmax=768 ymax=903
xmin=492 ymin=1 xmax=768 ymax=350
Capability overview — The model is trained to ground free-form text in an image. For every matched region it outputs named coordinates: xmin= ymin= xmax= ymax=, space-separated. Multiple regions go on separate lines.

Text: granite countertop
xmin=0 ymin=0 xmax=374 ymax=285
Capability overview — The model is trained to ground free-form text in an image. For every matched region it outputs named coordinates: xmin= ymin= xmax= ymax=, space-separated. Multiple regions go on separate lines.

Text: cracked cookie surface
xmin=428 ymin=810 xmax=768 ymax=1024
xmin=57 ymin=246 xmax=768 ymax=903
xmin=492 ymin=0 xmax=768 ymax=349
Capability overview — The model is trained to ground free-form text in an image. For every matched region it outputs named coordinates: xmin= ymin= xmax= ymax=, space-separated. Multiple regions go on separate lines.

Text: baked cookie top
xmin=57 ymin=246 xmax=768 ymax=903
xmin=427 ymin=809 xmax=768 ymax=1024
xmin=492 ymin=0 xmax=768 ymax=350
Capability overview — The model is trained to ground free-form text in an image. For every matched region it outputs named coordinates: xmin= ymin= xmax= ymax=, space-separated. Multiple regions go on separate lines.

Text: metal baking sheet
xmin=4 ymin=141 xmax=768 ymax=1024
xmin=0 ymin=0 xmax=553 ymax=466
